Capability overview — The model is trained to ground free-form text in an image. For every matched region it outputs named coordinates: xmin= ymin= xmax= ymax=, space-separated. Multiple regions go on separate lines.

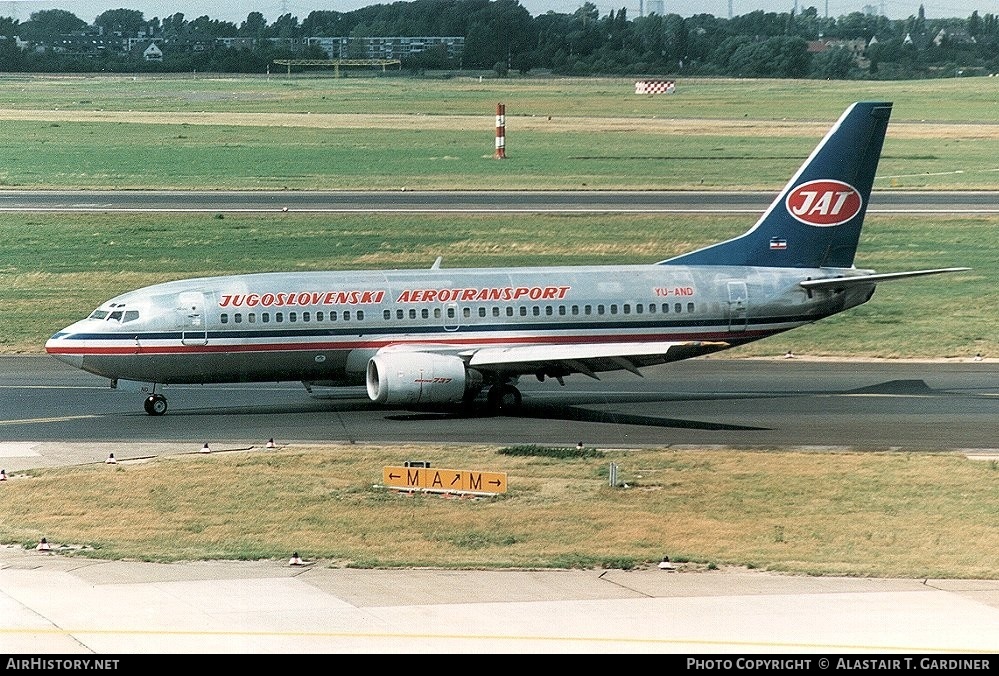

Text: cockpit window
xmin=88 ymin=306 xmax=140 ymax=323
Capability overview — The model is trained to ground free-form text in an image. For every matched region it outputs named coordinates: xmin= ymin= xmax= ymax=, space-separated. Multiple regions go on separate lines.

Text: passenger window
xmin=463 ymin=308 xmax=470 ymax=318
xmin=624 ymin=304 xmax=631 ymax=314
xmin=422 ymin=309 xmax=429 ymax=319
xmin=303 ymin=312 xmax=310 ymax=322
xmin=410 ymin=309 xmax=417 ymax=319
xmin=519 ymin=306 xmax=527 ymax=317
xmin=357 ymin=311 xmax=364 ymax=320
xmin=479 ymin=307 xmax=486 ymax=318
xmin=584 ymin=305 xmax=592 ymax=315
xmin=434 ymin=308 xmax=441 ymax=319
xmin=610 ymin=304 xmax=617 ymax=315
xmin=634 ymin=304 xmax=641 ymax=314
xmin=532 ymin=306 xmax=540 ymax=316
xmin=330 ymin=311 xmax=337 ymax=321
xmin=384 ymin=310 xmax=391 ymax=320
xmin=687 ymin=302 xmax=695 ymax=313
xmin=492 ymin=307 xmax=500 ymax=317
xmin=289 ymin=312 xmax=296 ymax=322
xmin=234 ymin=313 xmax=242 ymax=323
xmin=220 ymin=314 xmax=229 ymax=324
xmin=674 ymin=303 xmax=682 ymax=313
xmin=316 ymin=312 xmax=324 ymax=322
xmin=276 ymin=312 xmax=284 ymax=322
xmin=506 ymin=307 xmax=513 ymax=317
xmin=262 ymin=313 xmax=270 ymax=323
xmin=571 ymin=305 xmax=579 ymax=316
xmin=558 ymin=306 xmax=566 ymax=316
xmin=662 ymin=304 xmax=669 ymax=314
xmin=598 ymin=305 xmax=605 ymax=314
xmin=396 ymin=310 xmax=403 ymax=320
xmin=248 ymin=313 xmax=256 ymax=323
xmin=343 ymin=311 xmax=350 ymax=321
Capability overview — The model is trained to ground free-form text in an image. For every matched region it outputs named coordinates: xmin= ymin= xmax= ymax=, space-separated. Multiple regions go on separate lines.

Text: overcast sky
xmin=4 ymin=0 xmax=989 ymax=24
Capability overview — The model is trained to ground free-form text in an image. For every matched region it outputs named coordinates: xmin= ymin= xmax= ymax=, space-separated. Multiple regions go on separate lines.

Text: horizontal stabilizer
xmin=800 ymin=267 xmax=970 ymax=290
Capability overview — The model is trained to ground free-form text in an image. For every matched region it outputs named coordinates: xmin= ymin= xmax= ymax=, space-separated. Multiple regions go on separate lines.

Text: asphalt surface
xmin=3 ymin=356 xmax=999 ymax=654
xmin=0 ymin=189 xmax=997 ymax=214
xmin=2 ymin=357 xmax=997 ymax=463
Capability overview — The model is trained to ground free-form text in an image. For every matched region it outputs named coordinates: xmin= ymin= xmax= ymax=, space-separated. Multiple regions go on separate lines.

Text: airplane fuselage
xmin=46 ymin=263 xmax=873 ymax=387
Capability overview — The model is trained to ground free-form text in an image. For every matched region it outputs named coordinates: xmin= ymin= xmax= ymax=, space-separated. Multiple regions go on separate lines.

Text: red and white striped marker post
xmin=494 ymin=103 xmax=506 ymax=159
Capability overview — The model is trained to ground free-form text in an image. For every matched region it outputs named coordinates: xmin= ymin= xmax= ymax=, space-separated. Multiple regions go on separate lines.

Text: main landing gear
xmin=486 ymin=383 xmax=522 ymax=414
xmin=143 ymin=393 xmax=167 ymax=416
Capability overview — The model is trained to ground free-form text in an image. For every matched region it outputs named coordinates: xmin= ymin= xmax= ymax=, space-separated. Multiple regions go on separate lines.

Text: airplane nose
xmin=46 ymin=331 xmax=84 ymax=369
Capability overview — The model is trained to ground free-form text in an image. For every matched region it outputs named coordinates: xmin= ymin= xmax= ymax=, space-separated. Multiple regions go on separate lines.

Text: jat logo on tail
xmin=785 ymin=179 xmax=863 ymax=227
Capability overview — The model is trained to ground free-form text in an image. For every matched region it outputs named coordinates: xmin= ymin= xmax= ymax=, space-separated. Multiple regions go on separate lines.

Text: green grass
xmin=0 ymin=74 xmax=995 ymax=189
xmin=0 ymin=118 xmax=992 ymax=191
xmin=2 ymin=211 xmax=991 ymax=356
xmin=0 ymin=73 xmax=996 ymax=121
xmin=1 ymin=445 xmax=996 ymax=578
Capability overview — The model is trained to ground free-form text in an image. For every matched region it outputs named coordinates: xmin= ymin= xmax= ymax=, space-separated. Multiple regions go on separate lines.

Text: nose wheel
xmin=143 ymin=393 xmax=168 ymax=416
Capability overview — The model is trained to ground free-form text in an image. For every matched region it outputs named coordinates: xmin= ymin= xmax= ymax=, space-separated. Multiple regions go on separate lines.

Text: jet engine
xmin=366 ymin=352 xmax=483 ymax=405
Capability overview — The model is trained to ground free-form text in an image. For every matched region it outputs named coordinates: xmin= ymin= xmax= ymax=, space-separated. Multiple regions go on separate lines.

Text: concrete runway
xmin=3 ymin=356 xmax=999 ymax=654
xmin=2 ymin=545 xmax=998 ymax=654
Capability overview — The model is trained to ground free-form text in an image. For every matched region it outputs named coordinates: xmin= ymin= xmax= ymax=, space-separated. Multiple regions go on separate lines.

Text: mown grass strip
xmin=1 ymin=445 xmax=995 ymax=578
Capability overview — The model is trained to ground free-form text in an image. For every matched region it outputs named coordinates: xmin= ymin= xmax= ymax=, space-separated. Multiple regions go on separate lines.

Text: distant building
xmin=127 ymin=36 xmax=163 ymax=52
xmin=142 ymin=42 xmax=162 ymax=61
xmin=217 ymin=37 xmax=258 ymax=50
xmin=933 ymin=29 xmax=977 ymax=47
xmin=130 ymin=39 xmax=163 ymax=61
xmin=308 ymin=36 xmax=464 ymax=61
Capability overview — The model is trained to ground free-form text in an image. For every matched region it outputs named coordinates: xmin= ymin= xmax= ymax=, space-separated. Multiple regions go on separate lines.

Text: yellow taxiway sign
xmin=383 ymin=466 xmax=507 ymax=494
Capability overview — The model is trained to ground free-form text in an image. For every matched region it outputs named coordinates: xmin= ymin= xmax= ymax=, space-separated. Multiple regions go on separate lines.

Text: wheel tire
xmin=487 ymin=384 xmax=522 ymax=414
xmin=144 ymin=395 xmax=167 ymax=416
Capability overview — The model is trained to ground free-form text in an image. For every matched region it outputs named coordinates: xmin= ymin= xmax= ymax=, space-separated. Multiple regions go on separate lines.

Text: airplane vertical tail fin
xmin=660 ymin=101 xmax=893 ymax=269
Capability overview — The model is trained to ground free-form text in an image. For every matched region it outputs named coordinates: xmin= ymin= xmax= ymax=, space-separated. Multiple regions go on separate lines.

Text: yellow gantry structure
xmin=272 ymin=59 xmax=402 ymax=76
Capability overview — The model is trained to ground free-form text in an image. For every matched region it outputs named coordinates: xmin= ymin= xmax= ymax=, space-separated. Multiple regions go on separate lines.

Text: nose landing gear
xmin=143 ymin=393 xmax=167 ymax=416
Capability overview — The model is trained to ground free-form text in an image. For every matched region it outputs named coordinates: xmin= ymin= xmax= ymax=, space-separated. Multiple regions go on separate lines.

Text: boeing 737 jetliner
xmin=47 ymin=102 xmax=966 ymax=415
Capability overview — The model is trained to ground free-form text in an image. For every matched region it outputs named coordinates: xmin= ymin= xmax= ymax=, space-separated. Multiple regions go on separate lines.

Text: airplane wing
xmin=465 ymin=340 xmax=729 ymax=380
xmin=800 ymin=267 xmax=970 ymax=290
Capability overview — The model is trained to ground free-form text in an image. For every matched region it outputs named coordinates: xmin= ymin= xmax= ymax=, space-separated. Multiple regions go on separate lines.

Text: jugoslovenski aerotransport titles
xmin=46 ymin=102 xmax=968 ymax=416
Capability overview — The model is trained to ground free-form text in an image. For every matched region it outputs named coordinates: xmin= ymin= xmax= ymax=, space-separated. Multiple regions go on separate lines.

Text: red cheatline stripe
xmin=46 ymin=329 xmax=776 ymax=356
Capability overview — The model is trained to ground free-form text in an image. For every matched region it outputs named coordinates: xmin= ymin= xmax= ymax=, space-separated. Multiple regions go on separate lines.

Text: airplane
xmin=46 ymin=101 xmax=968 ymax=416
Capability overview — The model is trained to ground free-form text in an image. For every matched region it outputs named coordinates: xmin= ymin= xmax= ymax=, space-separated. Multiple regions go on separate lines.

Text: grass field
xmin=0 ymin=74 xmax=996 ymax=190
xmin=2 ymin=445 xmax=996 ymax=578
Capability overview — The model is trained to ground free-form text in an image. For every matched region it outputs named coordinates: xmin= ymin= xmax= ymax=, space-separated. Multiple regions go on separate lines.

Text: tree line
xmin=0 ymin=1 xmax=996 ymax=79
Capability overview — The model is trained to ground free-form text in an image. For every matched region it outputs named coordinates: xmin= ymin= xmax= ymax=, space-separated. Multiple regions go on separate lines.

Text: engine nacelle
xmin=366 ymin=352 xmax=482 ymax=405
